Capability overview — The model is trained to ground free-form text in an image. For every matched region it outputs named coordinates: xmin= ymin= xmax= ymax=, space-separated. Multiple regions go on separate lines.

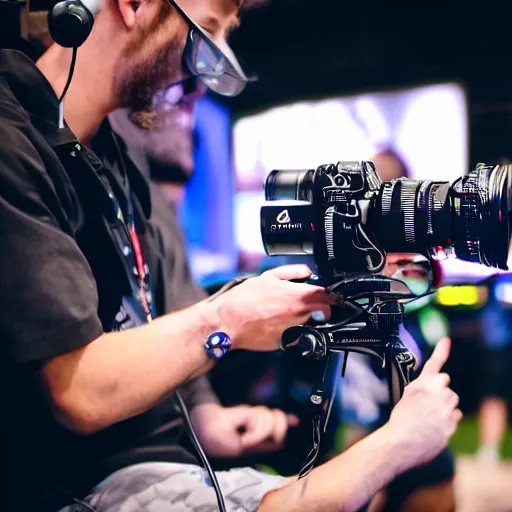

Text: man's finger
xmin=445 ymin=390 xmax=460 ymax=410
xmin=451 ymin=409 xmax=463 ymax=424
xmin=270 ymin=410 xmax=289 ymax=446
xmin=448 ymin=409 xmax=463 ymax=435
xmin=286 ymin=414 xmax=300 ymax=427
xmin=420 ymin=337 xmax=451 ymax=378
xmin=240 ymin=409 xmax=275 ymax=450
xmin=264 ymin=264 xmax=312 ymax=281
xmin=425 ymin=372 xmax=451 ymax=392
xmin=301 ymin=289 xmax=338 ymax=305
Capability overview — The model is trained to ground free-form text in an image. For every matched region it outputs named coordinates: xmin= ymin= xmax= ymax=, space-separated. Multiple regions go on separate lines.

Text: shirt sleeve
xmin=0 ymin=119 xmax=104 ymax=366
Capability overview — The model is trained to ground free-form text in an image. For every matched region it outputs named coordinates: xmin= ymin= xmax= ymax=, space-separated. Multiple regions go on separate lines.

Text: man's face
xmin=114 ymin=0 xmax=240 ymax=122
xmin=111 ymin=0 xmax=240 ymax=171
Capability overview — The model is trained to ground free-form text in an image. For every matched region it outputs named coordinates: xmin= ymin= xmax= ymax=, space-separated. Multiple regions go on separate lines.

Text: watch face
xmin=205 ymin=332 xmax=232 ymax=359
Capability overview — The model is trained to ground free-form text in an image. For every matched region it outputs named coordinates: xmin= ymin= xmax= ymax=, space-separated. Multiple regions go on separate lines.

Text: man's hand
xmin=190 ymin=402 xmax=299 ymax=459
xmin=213 ymin=265 xmax=335 ymax=351
xmin=260 ymin=338 xmax=462 ymax=512
xmin=386 ymin=337 xmax=462 ymax=473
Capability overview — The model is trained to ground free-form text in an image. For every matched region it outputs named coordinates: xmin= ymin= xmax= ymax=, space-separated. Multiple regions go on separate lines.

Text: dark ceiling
xmin=225 ymin=2 xmax=512 ymax=164
xmin=229 ymin=3 xmax=511 ymax=112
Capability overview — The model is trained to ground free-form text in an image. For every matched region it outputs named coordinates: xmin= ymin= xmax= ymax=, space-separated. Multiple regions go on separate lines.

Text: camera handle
xmin=281 ymin=284 xmax=417 ymax=478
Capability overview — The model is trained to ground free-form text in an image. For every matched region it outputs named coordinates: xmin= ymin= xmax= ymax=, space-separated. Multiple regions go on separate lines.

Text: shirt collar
xmin=0 ymin=49 xmax=60 ymax=123
xmin=0 ymin=49 xmax=152 ymax=220
xmin=0 ymin=49 xmax=78 ymax=147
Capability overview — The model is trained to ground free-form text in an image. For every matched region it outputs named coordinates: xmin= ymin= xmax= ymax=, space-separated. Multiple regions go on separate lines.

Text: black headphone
xmin=48 ymin=0 xmax=100 ymax=48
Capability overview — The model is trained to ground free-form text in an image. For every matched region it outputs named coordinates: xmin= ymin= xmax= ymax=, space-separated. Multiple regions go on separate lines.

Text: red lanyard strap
xmin=128 ymin=225 xmax=153 ymax=323
xmin=129 ymin=224 xmax=146 ymax=283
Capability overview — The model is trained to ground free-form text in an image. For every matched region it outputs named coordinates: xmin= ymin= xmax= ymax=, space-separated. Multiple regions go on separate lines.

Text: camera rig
xmin=261 ymin=160 xmax=511 ymax=476
xmin=282 ymin=273 xmax=418 ymax=477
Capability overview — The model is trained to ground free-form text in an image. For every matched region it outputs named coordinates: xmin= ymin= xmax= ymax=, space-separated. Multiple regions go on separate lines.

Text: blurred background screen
xmin=232 ymin=82 xmax=468 ymax=273
xmin=181 ymin=82 xmax=468 ymax=281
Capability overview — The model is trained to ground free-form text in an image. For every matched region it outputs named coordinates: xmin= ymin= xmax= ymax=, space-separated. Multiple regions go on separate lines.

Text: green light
xmin=418 ymin=306 xmax=450 ymax=347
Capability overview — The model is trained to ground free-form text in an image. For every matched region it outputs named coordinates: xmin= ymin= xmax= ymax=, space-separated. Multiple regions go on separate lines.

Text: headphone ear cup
xmin=48 ymin=1 xmax=94 ymax=48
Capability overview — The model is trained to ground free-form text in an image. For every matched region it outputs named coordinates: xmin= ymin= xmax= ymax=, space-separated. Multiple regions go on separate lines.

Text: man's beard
xmin=114 ymin=8 xmax=187 ymax=129
xmin=130 ymin=78 xmax=195 ymax=132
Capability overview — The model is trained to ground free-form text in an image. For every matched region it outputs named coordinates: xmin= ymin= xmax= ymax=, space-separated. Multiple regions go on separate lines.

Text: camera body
xmin=261 ymin=161 xmax=511 ymax=280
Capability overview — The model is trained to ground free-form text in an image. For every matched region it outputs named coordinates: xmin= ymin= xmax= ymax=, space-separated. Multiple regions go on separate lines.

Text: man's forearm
xmin=42 ymin=301 xmax=219 ymax=434
xmin=260 ymin=424 xmax=404 ymax=512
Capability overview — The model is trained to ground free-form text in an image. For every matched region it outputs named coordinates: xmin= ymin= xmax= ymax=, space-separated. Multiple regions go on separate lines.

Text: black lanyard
xmin=107 ymin=186 xmax=154 ymax=324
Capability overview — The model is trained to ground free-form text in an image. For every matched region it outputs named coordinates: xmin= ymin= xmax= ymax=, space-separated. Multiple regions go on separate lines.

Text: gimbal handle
xmin=281 ymin=297 xmax=417 ymax=478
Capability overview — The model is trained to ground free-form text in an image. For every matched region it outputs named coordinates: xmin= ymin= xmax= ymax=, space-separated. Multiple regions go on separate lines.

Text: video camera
xmin=260 ymin=161 xmax=511 ymax=477
xmin=261 ymin=161 xmax=511 ymax=276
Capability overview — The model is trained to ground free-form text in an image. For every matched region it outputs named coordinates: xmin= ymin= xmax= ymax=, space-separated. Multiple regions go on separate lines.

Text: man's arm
xmin=259 ymin=338 xmax=462 ymax=512
xmin=42 ymin=265 xmax=333 ymax=435
xmin=261 ymin=424 xmax=403 ymax=512
xmin=41 ymin=301 xmax=218 ymax=435
xmin=0 ymin=121 xmax=332 ymax=437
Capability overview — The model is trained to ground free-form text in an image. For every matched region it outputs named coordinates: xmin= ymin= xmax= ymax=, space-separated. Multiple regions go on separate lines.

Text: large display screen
xmin=233 ymin=82 xmax=469 ymax=272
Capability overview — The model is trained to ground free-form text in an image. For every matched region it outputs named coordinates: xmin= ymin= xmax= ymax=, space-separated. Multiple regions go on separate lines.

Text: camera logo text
xmin=271 ymin=209 xmax=303 ymax=231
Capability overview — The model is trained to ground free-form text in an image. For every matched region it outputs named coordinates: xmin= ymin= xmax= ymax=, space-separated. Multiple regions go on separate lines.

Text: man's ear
xmin=117 ymin=0 xmax=142 ymax=29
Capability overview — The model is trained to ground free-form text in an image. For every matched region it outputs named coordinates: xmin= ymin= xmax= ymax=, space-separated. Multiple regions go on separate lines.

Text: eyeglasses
xmin=167 ymin=0 xmax=256 ymax=97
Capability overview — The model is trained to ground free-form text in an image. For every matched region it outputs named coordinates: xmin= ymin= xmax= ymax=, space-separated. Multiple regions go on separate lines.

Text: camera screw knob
xmin=310 ymin=394 xmax=323 ymax=405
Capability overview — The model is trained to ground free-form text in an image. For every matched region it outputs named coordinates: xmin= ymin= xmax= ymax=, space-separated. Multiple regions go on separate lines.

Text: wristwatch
xmin=204 ymin=332 xmax=232 ymax=360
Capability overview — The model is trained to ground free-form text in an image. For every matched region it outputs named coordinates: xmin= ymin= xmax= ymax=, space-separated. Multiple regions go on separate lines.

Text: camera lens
xmin=262 ymin=160 xmax=511 ymax=275
xmin=260 ymin=204 xmax=315 ymax=256
xmin=452 ymin=164 xmax=510 ymax=268
xmin=371 ymin=164 xmax=511 ymax=268
xmin=371 ymin=179 xmax=454 ymax=255
xmin=265 ymin=169 xmax=315 ymax=202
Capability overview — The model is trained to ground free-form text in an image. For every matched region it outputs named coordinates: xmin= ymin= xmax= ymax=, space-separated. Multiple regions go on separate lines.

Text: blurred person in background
xmin=476 ymin=156 xmax=512 ymax=463
xmin=1 ymin=1 xmax=461 ymax=510
xmin=109 ymin=82 xmax=304 ymax=464
xmin=111 ymin=86 xmax=340 ymax=477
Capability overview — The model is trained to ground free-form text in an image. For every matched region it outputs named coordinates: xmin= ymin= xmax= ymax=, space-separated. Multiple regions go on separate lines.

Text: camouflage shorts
xmin=63 ymin=462 xmax=286 ymax=512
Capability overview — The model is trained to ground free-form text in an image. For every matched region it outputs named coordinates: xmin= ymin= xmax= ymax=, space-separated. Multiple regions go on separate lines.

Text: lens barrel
xmin=265 ymin=169 xmax=316 ymax=202
xmin=371 ymin=165 xmax=510 ymax=268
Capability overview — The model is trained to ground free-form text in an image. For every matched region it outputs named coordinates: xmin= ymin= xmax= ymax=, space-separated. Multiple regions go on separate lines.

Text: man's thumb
xmin=420 ymin=337 xmax=451 ymax=378
xmin=264 ymin=264 xmax=312 ymax=281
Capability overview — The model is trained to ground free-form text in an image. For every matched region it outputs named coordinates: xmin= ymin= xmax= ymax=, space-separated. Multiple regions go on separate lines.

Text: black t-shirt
xmin=0 ymin=50 xmax=198 ymax=512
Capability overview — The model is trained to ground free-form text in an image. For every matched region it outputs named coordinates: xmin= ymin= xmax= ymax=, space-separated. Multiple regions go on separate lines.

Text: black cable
xmin=57 ymin=47 xmax=78 ymax=129
xmin=175 ymin=391 xmax=227 ymax=512
xmin=59 ymin=46 xmax=78 ymax=102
